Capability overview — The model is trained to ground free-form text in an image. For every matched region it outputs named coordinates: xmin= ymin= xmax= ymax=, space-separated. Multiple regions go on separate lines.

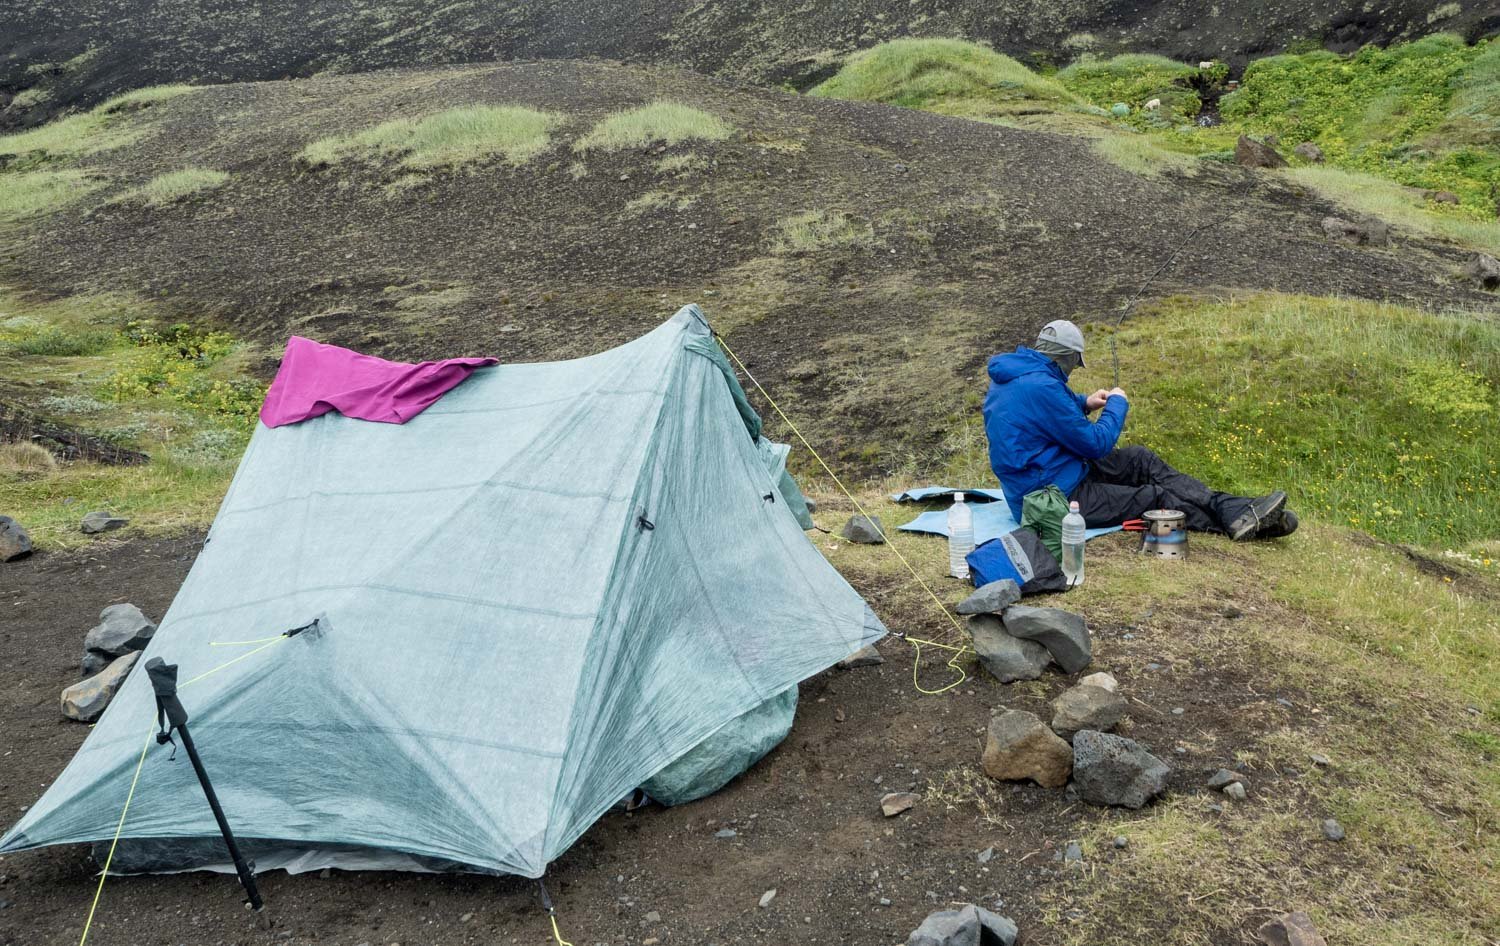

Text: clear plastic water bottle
xmin=948 ymin=492 xmax=974 ymax=580
xmin=1061 ymin=500 xmax=1086 ymax=587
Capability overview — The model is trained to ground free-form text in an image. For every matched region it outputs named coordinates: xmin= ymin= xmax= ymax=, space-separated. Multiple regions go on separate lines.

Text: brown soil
xmin=0 ymin=531 xmax=1330 ymax=946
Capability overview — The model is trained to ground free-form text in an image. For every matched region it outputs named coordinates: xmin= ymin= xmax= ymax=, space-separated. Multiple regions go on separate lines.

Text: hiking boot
xmin=1257 ymin=508 xmax=1299 ymax=539
xmin=1227 ymin=491 xmax=1287 ymax=541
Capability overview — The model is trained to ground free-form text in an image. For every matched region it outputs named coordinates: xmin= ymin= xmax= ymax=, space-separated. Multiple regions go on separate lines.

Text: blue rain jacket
xmin=982 ymin=347 xmax=1128 ymax=518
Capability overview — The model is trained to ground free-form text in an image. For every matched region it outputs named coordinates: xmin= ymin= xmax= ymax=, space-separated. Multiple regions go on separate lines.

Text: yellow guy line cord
xmin=550 ymin=913 xmax=575 ymax=946
xmin=77 ymin=634 xmax=290 ymax=946
xmin=715 ymin=333 xmax=970 ymax=694
xmin=208 ymin=634 xmax=286 ymax=647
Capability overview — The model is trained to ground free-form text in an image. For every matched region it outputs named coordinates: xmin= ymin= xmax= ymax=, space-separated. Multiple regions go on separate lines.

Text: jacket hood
xmin=987 ymin=347 xmax=1061 ymax=385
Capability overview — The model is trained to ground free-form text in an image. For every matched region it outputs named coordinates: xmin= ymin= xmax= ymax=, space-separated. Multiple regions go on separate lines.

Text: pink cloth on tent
xmin=259 ymin=336 xmax=498 ymax=428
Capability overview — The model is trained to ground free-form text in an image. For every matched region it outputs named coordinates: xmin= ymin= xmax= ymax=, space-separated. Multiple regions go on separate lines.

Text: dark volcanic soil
xmin=1 ymin=527 xmax=1323 ymax=946
xmin=4 ymin=0 xmax=1498 ymax=126
xmin=3 ymin=61 xmax=1494 ymax=471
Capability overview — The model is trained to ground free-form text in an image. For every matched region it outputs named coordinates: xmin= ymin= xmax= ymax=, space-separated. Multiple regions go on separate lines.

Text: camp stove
xmin=1140 ymin=509 xmax=1188 ymax=560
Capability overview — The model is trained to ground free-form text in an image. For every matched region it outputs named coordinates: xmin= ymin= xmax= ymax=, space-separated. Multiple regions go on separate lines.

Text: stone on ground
xmin=1000 ymin=605 xmax=1091 ymax=673
xmin=1078 ymin=670 xmax=1118 ymax=692
xmin=1292 ymin=141 xmax=1324 ymax=163
xmin=981 ymin=709 xmax=1073 ymax=788
xmin=0 ymin=516 xmax=32 ymax=562
xmin=61 ymin=652 xmax=139 ymax=722
xmin=1462 ymin=252 xmax=1500 ymax=291
xmin=956 ymin=579 xmax=1021 ymax=615
xmin=881 ymin=792 xmax=919 ymax=817
xmin=906 ymin=903 xmax=1017 ymax=946
xmin=1224 ymin=781 xmax=1248 ymax=801
xmin=838 ymin=644 xmax=884 ymax=669
xmin=1256 ymin=910 xmax=1328 ymax=946
xmin=1321 ymin=818 xmax=1345 ymax=841
xmin=840 ymin=514 xmax=885 ymax=544
xmin=1235 ymin=135 xmax=1287 ymax=169
xmin=758 ymin=889 xmax=776 ymax=908
xmin=1321 ymin=216 xmax=1389 ymax=246
xmin=1071 ymin=730 xmax=1170 ymax=809
xmin=968 ymin=615 xmax=1049 ymax=683
xmin=1050 ymin=683 xmax=1127 ymax=739
xmin=84 ymin=603 xmax=157 ymax=658
xmin=1206 ymin=768 xmax=1240 ymax=789
xmin=80 ymin=511 xmax=129 ymax=534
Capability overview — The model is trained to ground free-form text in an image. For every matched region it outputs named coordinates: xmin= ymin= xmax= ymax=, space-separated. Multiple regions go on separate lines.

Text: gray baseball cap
xmin=1036 ymin=319 xmax=1087 ymax=366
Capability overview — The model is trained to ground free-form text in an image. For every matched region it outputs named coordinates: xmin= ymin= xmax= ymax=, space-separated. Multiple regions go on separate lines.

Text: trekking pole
xmin=144 ymin=658 xmax=264 ymax=912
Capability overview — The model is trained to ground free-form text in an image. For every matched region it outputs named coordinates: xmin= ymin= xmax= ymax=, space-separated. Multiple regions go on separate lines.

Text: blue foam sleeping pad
xmin=893 ymin=486 xmax=1120 ymax=545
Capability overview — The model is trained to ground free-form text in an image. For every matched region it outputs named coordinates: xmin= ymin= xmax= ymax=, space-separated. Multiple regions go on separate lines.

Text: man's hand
xmin=1085 ymin=390 xmax=1110 ymax=412
xmin=1107 ymin=386 xmax=1128 ymax=402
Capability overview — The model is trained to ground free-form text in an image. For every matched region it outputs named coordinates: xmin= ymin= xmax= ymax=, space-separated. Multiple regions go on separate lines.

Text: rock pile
xmin=963 ymin=588 xmax=1092 ymax=682
xmin=63 ymin=604 xmax=156 ymax=722
xmin=906 ymin=903 xmax=1017 ymax=946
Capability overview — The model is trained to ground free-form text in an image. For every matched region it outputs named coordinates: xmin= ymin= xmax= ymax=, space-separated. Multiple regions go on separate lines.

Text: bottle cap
xmin=954 ymin=492 xmax=965 ymax=502
xmin=1069 ymin=501 xmax=1080 ymax=511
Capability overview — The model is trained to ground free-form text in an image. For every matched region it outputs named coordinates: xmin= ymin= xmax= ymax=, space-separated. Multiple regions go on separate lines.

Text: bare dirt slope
xmin=4 ymin=0 xmax=1497 ymax=126
xmin=5 ymin=62 xmax=1495 ymax=470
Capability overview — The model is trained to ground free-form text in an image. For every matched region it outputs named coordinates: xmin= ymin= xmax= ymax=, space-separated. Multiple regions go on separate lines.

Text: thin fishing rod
xmin=1109 ymin=220 xmax=1223 ymax=387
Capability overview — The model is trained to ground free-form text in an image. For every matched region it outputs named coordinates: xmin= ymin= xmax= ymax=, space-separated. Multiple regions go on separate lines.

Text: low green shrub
xmin=300 ymin=105 xmax=561 ymax=170
xmin=113 ymin=167 xmax=228 ymax=206
xmin=574 ymin=101 xmax=733 ymax=152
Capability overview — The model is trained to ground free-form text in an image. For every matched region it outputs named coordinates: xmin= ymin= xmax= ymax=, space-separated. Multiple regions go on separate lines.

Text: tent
xmin=1 ymin=305 xmax=885 ymax=878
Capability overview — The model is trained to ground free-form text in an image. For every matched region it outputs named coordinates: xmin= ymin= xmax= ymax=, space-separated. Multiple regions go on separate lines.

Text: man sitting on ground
xmin=982 ymin=319 xmax=1296 ymax=540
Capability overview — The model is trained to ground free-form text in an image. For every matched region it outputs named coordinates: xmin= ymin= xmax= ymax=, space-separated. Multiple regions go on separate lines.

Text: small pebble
xmin=715 ymin=828 xmax=737 ymax=839
xmin=759 ymin=889 xmax=777 ymax=908
xmin=1145 ymin=662 xmax=1164 ymax=671
xmin=977 ymin=846 xmax=994 ymax=864
xmin=460 ymin=913 xmax=474 ymax=923
xmin=1309 ymin=752 xmax=1331 ymax=767
xmin=1171 ymin=708 xmax=1185 ymax=716
xmin=1276 ymin=698 xmax=1295 ymax=709
xmin=1223 ymin=782 xmax=1248 ymax=802
xmin=1113 ymin=836 xmax=1128 ymax=849
xmin=879 ymin=898 xmax=892 ymax=907
xmin=1322 ymin=818 xmax=1345 ymax=841
xmin=644 ymin=911 xmax=661 ymax=923
xmin=1064 ymin=841 xmax=1083 ymax=864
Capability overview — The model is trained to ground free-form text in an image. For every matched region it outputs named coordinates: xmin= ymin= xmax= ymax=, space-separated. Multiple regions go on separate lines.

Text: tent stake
xmin=145 ymin=658 xmax=264 ymax=912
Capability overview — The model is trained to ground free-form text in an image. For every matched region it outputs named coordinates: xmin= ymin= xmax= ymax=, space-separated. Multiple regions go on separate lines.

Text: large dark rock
xmin=61 ymin=652 xmax=139 ymax=722
xmin=981 ymin=709 xmax=1072 ymax=788
xmin=1462 ymin=253 xmax=1500 ymax=291
xmin=0 ymin=516 xmax=32 ymax=562
xmin=1050 ymin=683 xmax=1127 ymax=739
xmin=956 ymin=579 xmax=1021 ymax=615
xmin=1071 ymin=730 xmax=1170 ymax=809
xmin=968 ymin=615 xmax=1050 ymax=683
xmin=1000 ymin=605 xmax=1091 ymax=673
xmin=1256 ymin=910 xmax=1328 ymax=946
xmin=1235 ymin=135 xmax=1287 ymax=169
xmin=84 ymin=603 xmax=157 ymax=658
xmin=839 ymin=514 xmax=885 ymax=544
xmin=907 ymin=903 xmax=1017 ymax=946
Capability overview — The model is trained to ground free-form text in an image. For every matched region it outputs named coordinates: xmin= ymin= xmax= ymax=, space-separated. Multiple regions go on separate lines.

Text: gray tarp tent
xmin=1 ymin=305 xmax=885 ymax=877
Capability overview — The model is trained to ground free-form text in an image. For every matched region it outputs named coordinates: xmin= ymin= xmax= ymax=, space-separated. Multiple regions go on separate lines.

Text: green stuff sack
xmin=1021 ymin=485 xmax=1070 ymax=562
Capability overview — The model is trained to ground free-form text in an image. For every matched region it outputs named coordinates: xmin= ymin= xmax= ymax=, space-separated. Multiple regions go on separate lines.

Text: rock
xmin=644 ymin=911 xmax=661 ymax=923
xmin=80 ymin=650 xmax=110 ymax=677
xmin=968 ymin=615 xmax=1050 ymax=683
xmin=1234 ymin=135 xmax=1287 ymax=169
xmin=1223 ymin=781 xmax=1248 ymax=802
xmin=956 ymin=579 xmax=1021 ymax=615
xmin=84 ymin=603 xmax=157 ymax=658
xmin=1427 ymin=190 xmax=1461 ymax=205
xmin=1000 ymin=606 xmax=1091 ymax=673
xmin=1050 ymin=684 xmax=1127 ymax=739
xmin=1256 ymin=910 xmax=1328 ymax=946
xmin=906 ymin=903 xmax=1017 ymax=946
xmin=977 ymin=846 xmax=994 ymax=863
xmin=838 ymin=644 xmax=884 ymax=669
xmin=1292 ymin=141 xmax=1324 ymax=163
xmin=1078 ymin=671 xmax=1117 ymax=692
xmin=881 ymin=792 xmax=919 ymax=817
xmin=1321 ymin=216 xmax=1389 ymax=246
xmin=61 ymin=652 xmax=139 ymax=722
xmin=981 ymin=709 xmax=1073 ymax=788
xmin=0 ymin=516 xmax=32 ymax=562
xmin=1113 ymin=836 xmax=1128 ymax=849
xmin=1071 ymin=730 xmax=1170 ymax=809
xmin=758 ymin=889 xmax=777 ymax=908
xmin=1206 ymin=769 xmax=1240 ymax=789
xmin=714 ymin=828 xmax=737 ymax=839
xmin=1321 ymin=818 xmax=1345 ymax=841
xmin=1064 ymin=841 xmax=1082 ymax=864
xmin=839 ymin=515 xmax=885 ymax=544
xmin=1462 ymin=253 xmax=1500 ymax=290
xmin=804 ymin=497 xmax=817 ymax=513
xmin=1309 ymin=752 xmax=1331 ymax=767
xmin=80 ymin=511 xmax=128 ymax=535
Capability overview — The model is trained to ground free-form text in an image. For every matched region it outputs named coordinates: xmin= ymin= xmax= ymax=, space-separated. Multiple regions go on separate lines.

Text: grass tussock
xmin=1283 ymin=165 xmax=1500 ymax=253
xmin=112 ymin=167 xmax=228 ymax=207
xmin=299 ymin=105 xmax=561 ymax=170
xmin=1091 ymin=133 xmax=1202 ymax=178
xmin=769 ymin=210 xmax=874 ymax=254
xmin=1074 ymin=293 xmax=1499 ymax=547
xmin=810 ymin=38 xmax=1080 ymax=120
xmin=0 ymin=169 xmax=101 ymax=222
xmin=574 ymin=101 xmax=733 ymax=153
xmin=0 ymin=442 xmax=58 ymax=474
xmin=0 ymin=84 xmax=195 ymax=160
